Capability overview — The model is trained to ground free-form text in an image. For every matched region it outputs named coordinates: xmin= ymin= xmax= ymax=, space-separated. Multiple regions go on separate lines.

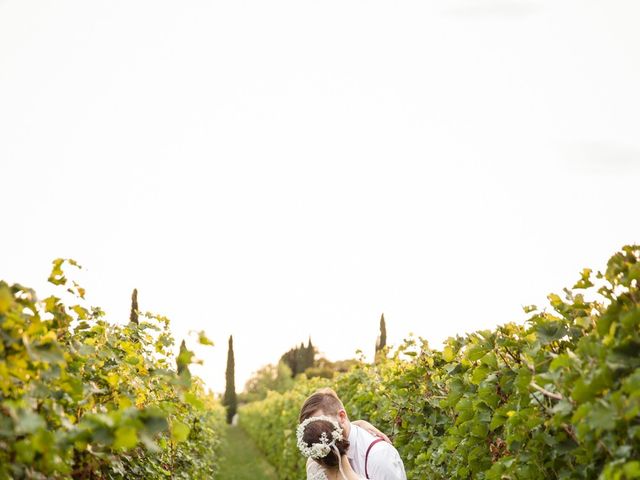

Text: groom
xmin=299 ymin=388 xmax=407 ymax=480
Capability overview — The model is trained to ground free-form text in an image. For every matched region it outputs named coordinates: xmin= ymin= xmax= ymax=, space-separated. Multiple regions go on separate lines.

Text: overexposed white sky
xmin=1 ymin=0 xmax=638 ymax=393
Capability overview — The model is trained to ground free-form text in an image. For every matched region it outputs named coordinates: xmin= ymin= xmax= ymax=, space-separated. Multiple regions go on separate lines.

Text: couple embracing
xmin=297 ymin=388 xmax=407 ymax=480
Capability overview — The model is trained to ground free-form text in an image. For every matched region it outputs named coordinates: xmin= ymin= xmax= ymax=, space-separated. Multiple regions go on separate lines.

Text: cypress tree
xmin=223 ymin=335 xmax=237 ymax=424
xmin=375 ymin=313 xmax=387 ymax=357
xmin=305 ymin=338 xmax=315 ymax=371
xmin=129 ymin=288 xmax=139 ymax=324
xmin=280 ymin=347 xmax=298 ymax=377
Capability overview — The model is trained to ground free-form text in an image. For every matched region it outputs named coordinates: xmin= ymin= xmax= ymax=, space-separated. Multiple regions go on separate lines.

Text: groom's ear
xmin=337 ymin=408 xmax=348 ymax=424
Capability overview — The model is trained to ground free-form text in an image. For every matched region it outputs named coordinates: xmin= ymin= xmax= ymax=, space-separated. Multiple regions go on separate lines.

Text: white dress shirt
xmin=346 ymin=424 xmax=407 ymax=480
xmin=306 ymin=424 xmax=407 ymax=480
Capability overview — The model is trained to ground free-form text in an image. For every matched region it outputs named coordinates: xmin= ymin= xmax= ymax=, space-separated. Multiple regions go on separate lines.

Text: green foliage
xmin=240 ymin=354 xmax=357 ymax=404
xmin=239 ymin=377 xmax=332 ymax=479
xmin=240 ymin=361 xmax=295 ymax=403
xmin=0 ymin=259 xmax=224 ymax=479
xmin=240 ymin=246 xmax=640 ymax=480
xmin=280 ymin=339 xmax=316 ymax=377
xmin=223 ymin=335 xmax=237 ymax=424
xmin=304 ymin=357 xmax=359 ymax=380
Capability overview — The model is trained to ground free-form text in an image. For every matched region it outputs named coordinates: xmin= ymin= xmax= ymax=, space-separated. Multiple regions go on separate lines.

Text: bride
xmin=297 ymin=415 xmax=364 ymax=480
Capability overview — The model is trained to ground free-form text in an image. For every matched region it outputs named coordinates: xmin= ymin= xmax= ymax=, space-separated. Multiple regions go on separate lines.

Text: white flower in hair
xmin=296 ymin=415 xmax=344 ymax=459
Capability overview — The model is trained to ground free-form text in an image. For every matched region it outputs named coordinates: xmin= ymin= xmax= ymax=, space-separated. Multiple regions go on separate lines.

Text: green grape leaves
xmin=0 ymin=262 xmax=224 ymax=479
xmin=240 ymin=246 xmax=640 ymax=480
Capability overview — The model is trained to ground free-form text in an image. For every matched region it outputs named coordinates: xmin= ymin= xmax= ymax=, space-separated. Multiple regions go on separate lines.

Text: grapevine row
xmin=240 ymin=246 xmax=640 ymax=479
xmin=0 ymin=259 xmax=224 ymax=479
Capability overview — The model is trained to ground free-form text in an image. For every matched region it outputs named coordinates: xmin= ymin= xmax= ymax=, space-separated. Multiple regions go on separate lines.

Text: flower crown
xmin=296 ymin=415 xmax=344 ymax=459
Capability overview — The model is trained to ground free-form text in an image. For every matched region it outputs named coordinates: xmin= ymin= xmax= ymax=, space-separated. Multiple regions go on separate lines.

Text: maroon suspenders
xmin=364 ymin=438 xmax=385 ymax=479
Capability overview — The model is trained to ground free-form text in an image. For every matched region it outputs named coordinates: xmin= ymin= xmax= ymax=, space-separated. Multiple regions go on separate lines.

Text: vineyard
xmin=0 ymin=259 xmax=224 ymax=479
xmin=2 ymin=248 xmax=639 ymax=479
xmin=240 ymin=245 xmax=640 ymax=479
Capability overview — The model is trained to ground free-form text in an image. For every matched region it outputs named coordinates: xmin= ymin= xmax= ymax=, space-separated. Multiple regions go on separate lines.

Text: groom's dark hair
xmin=299 ymin=388 xmax=344 ymax=423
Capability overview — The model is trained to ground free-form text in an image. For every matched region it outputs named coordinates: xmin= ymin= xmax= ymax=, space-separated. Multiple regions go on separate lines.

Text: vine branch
xmin=530 ymin=382 xmax=563 ymax=401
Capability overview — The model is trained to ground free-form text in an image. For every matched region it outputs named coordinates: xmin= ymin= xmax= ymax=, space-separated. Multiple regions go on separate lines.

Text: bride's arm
xmin=351 ymin=419 xmax=391 ymax=443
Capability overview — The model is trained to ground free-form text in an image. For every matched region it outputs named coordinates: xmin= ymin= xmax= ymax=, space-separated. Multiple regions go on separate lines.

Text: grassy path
xmin=217 ymin=425 xmax=278 ymax=480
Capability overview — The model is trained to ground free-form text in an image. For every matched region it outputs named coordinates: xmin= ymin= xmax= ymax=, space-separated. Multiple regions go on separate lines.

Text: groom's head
xmin=299 ymin=388 xmax=350 ymax=433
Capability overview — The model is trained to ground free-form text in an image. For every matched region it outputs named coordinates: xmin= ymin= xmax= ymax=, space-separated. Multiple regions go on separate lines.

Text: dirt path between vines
xmin=217 ymin=425 xmax=278 ymax=480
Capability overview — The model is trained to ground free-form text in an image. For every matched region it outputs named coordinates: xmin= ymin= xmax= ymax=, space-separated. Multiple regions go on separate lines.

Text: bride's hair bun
xmin=302 ymin=419 xmax=350 ymax=468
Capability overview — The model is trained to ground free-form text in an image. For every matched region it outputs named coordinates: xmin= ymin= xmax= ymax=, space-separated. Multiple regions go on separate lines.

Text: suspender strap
xmin=365 ymin=438 xmax=385 ymax=479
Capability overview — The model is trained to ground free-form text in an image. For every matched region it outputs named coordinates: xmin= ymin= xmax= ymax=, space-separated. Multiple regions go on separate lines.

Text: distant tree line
xmin=221 ymin=314 xmax=390 ymax=409
xmin=279 ymin=338 xmax=316 ymax=377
